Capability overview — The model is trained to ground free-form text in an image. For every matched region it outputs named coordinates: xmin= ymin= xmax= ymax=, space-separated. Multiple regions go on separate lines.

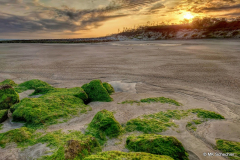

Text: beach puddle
xmin=0 ymin=117 xmax=24 ymax=133
xmin=108 ymin=81 xmax=136 ymax=93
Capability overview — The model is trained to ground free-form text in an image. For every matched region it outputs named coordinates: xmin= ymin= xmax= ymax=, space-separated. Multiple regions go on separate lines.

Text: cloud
xmin=0 ymin=11 xmax=128 ymax=34
xmin=0 ymin=0 xmax=164 ymax=34
xmin=200 ymin=4 xmax=240 ymax=12
xmin=148 ymin=2 xmax=165 ymax=13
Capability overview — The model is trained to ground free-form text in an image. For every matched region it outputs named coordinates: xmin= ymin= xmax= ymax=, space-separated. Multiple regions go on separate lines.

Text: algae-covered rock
xmin=0 ymin=79 xmax=17 ymax=87
xmin=0 ymin=109 xmax=8 ymax=123
xmin=11 ymin=94 xmax=88 ymax=125
xmin=0 ymin=127 xmax=33 ymax=148
xmin=83 ymin=151 xmax=174 ymax=160
xmin=86 ymin=110 xmax=122 ymax=145
xmin=65 ymin=137 xmax=100 ymax=160
xmin=0 ymin=85 xmax=20 ymax=110
xmin=15 ymin=79 xmax=52 ymax=93
xmin=126 ymin=134 xmax=189 ymax=160
xmin=102 ymin=82 xmax=115 ymax=95
xmin=81 ymin=80 xmax=113 ymax=102
xmin=19 ymin=79 xmax=51 ymax=89
xmin=37 ymin=87 xmax=88 ymax=102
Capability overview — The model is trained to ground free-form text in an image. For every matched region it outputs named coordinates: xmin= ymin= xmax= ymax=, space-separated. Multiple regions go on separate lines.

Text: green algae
xmin=125 ymin=109 xmax=224 ymax=134
xmin=0 ymin=127 xmax=34 ymax=148
xmin=11 ymin=94 xmax=89 ymax=127
xmin=65 ymin=138 xmax=100 ymax=160
xmin=0 ymin=109 xmax=8 ymax=123
xmin=126 ymin=134 xmax=189 ymax=160
xmin=120 ymin=97 xmax=181 ymax=106
xmin=186 ymin=119 xmax=206 ymax=131
xmin=15 ymin=79 xmax=52 ymax=93
xmin=85 ymin=109 xmax=123 ymax=145
xmin=83 ymin=151 xmax=174 ymax=160
xmin=0 ymin=129 xmax=101 ymax=160
xmin=0 ymin=85 xmax=20 ymax=110
xmin=0 ymin=79 xmax=17 ymax=87
xmin=190 ymin=109 xmax=225 ymax=119
xmin=102 ymin=82 xmax=115 ymax=95
xmin=126 ymin=118 xmax=177 ymax=133
xmin=216 ymin=139 xmax=240 ymax=160
xmin=37 ymin=87 xmax=88 ymax=103
xmin=125 ymin=110 xmax=189 ymax=133
xmin=120 ymin=100 xmax=140 ymax=105
xmin=140 ymin=97 xmax=182 ymax=106
xmin=82 ymin=80 xmax=113 ymax=102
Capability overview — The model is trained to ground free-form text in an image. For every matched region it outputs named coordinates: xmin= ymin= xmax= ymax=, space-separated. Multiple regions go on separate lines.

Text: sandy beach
xmin=0 ymin=39 xmax=240 ymax=160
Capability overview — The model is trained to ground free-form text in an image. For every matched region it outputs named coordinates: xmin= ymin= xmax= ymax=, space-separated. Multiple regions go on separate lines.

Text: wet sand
xmin=0 ymin=39 xmax=240 ymax=160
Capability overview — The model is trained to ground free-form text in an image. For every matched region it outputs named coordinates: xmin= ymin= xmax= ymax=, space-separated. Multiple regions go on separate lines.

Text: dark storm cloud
xmin=0 ymin=11 xmax=128 ymax=33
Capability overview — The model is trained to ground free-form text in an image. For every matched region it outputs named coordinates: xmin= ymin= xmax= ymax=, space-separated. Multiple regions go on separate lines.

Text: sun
xmin=183 ymin=13 xmax=194 ymax=20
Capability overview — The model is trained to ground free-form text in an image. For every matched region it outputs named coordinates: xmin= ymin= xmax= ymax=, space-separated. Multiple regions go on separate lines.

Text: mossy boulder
xmin=0 ymin=109 xmax=8 ymax=123
xmin=15 ymin=79 xmax=52 ymax=93
xmin=126 ymin=134 xmax=189 ymax=160
xmin=83 ymin=151 xmax=174 ymax=160
xmin=0 ymin=127 xmax=33 ymax=148
xmin=36 ymin=87 xmax=88 ymax=102
xmin=0 ymin=79 xmax=17 ymax=87
xmin=65 ymin=137 xmax=100 ymax=159
xmin=86 ymin=110 xmax=123 ymax=145
xmin=81 ymin=80 xmax=113 ymax=102
xmin=31 ymin=86 xmax=54 ymax=95
xmin=11 ymin=94 xmax=88 ymax=125
xmin=102 ymin=82 xmax=115 ymax=95
xmin=0 ymin=85 xmax=20 ymax=110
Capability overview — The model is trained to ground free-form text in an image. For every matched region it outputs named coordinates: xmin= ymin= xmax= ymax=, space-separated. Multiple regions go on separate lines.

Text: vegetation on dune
xmin=81 ymin=80 xmax=113 ymax=102
xmin=0 ymin=84 xmax=20 ymax=110
xmin=120 ymin=97 xmax=181 ymax=106
xmin=126 ymin=134 xmax=189 ymax=160
xmin=85 ymin=109 xmax=123 ymax=145
xmin=190 ymin=109 xmax=225 ymax=119
xmin=16 ymin=79 xmax=52 ymax=93
xmin=102 ymin=82 xmax=115 ymax=95
xmin=216 ymin=139 xmax=240 ymax=160
xmin=0 ymin=124 xmax=3 ymax=130
xmin=0 ymin=127 xmax=34 ymax=148
xmin=83 ymin=151 xmax=174 ymax=160
xmin=116 ymin=17 xmax=240 ymax=38
xmin=125 ymin=110 xmax=189 ymax=133
xmin=0 ymin=79 xmax=17 ymax=87
xmin=11 ymin=94 xmax=90 ymax=127
xmin=0 ymin=109 xmax=8 ymax=123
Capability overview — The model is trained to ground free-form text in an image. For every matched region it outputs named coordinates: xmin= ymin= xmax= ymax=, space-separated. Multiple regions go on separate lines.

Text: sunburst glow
xmin=183 ymin=13 xmax=194 ymax=20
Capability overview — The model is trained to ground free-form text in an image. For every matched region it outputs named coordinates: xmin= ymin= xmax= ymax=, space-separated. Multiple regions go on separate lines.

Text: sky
xmin=0 ymin=0 xmax=239 ymax=39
